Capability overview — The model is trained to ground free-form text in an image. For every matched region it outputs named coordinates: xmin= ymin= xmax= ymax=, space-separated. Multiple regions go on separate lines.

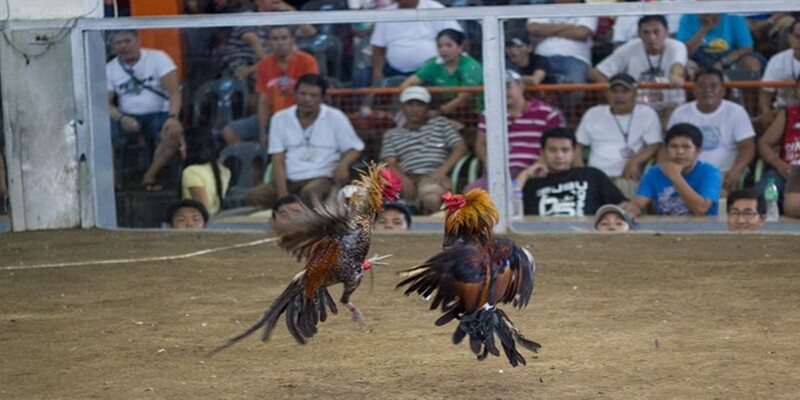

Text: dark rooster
xmin=209 ymin=164 xmax=401 ymax=355
xmin=396 ymin=188 xmax=541 ymax=366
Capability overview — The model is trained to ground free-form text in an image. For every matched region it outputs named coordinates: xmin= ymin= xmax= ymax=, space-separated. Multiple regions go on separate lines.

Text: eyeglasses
xmin=728 ymin=210 xmax=760 ymax=219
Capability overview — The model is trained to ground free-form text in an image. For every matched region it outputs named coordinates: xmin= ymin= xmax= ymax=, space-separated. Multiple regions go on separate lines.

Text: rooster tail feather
xmin=453 ymin=306 xmax=541 ymax=367
xmin=283 ymin=286 xmax=338 ymax=344
xmin=207 ymin=274 xmax=306 ymax=357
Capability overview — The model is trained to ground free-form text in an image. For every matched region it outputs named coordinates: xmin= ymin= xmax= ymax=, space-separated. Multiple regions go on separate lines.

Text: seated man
xmin=106 ymin=30 xmax=183 ymax=190
xmin=527 ymin=0 xmax=597 ymax=104
xmin=505 ymin=33 xmax=549 ymax=86
xmin=575 ymin=73 xmax=662 ymax=199
xmin=784 ymin=165 xmax=800 ymax=218
xmin=244 ymin=74 xmax=364 ymax=208
xmin=676 ymin=13 xmax=762 ymax=74
xmin=469 ymin=70 xmax=564 ymax=191
xmin=222 ymin=25 xmax=320 ymax=146
xmin=520 ymin=127 xmax=627 ymax=217
xmin=589 ymin=15 xmax=687 ymax=123
xmin=164 ymin=199 xmax=209 ymax=229
xmin=756 ymin=76 xmax=800 ymax=199
xmin=625 ymin=123 xmax=722 ymax=217
xmin=756 ymin=20 xmax=800 ymax=130
xmin=726 ymin=188 xmax=766 ymax=232
xmin=668 ymin=68 xmax=755 ymax=194
xmin=374 ymin=201 xmax=412 ymax=231
xmin=380 ymin=86 xmax=468 ymax=215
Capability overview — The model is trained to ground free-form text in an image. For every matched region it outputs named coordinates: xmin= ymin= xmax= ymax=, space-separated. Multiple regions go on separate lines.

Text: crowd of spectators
xmin=99 ymin=1 xmax=800 ymax=230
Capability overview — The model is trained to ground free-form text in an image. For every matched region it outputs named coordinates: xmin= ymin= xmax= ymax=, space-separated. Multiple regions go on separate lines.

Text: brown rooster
xmin=397 ymin=188 xmax=540 ymax=366
xmin=210 ymin=164 xmax=401 ymax=355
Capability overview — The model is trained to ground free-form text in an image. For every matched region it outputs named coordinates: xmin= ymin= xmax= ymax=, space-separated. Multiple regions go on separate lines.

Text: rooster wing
xmin=491 ymin=237 xmax=536 ymax=309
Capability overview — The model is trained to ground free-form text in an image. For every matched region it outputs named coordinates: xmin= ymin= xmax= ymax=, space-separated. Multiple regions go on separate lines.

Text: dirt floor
xmin=1 ymin=229 xmax=799 ymax=399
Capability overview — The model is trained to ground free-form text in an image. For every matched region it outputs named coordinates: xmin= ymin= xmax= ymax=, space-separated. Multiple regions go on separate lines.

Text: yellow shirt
xmin=181 ymin=163 xmax=231 ymax=214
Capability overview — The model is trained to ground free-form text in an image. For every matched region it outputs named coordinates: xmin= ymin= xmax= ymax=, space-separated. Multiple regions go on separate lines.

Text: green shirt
xmin=414 ymin=54 xmax=484 ymax=113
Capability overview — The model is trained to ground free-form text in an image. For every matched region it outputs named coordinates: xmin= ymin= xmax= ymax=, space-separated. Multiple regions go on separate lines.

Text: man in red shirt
xmin=222 ymin=25 xmax=319 ymax=146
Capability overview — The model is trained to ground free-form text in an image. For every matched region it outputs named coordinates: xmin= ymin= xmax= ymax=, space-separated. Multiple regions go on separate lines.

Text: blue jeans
xmin=543 ymin=55 xmax=589 ymax=105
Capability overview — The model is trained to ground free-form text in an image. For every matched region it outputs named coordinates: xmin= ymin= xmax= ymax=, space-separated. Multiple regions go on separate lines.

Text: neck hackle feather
xmin=443 ymin=189 xmax=499 ymax=247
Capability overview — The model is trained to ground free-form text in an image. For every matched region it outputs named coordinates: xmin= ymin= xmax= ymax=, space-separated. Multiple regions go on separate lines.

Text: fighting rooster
xmin=210 ymin=164 xmax=401 ymax=355
xmin=397 ymin=188 xmax=540 ymax=366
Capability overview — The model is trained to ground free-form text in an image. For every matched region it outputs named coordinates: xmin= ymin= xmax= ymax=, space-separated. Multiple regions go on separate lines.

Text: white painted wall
xmin=1 ymin=0 xmax=102 ymax=20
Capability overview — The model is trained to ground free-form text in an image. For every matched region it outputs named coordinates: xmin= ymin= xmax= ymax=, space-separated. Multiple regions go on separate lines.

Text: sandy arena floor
xmin=1 ymin=229 xmax=799 ymax=399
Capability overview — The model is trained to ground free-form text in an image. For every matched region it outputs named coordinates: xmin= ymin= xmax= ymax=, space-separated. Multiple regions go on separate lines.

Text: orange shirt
xmin=254 ymin=50 xmax=320 ymax=113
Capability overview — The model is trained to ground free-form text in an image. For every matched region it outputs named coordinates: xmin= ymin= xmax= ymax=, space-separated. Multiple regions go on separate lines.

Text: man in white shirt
xmin=757 ymin=20 xmax=800 ymax=130
xmin=527 ymin=0 xmax=597 ymax=104
xmin=575 ymin=73 xmax=663 ymax=198
xmin=106 ymin=30 xmax=183 ymax=191
xmin=589 ymin=15 xmax=687 ymax=125
xmin=369 ymin=0 xmax=462 ymax=85
xmin=244 ymin=74 xmax=365 ymax=208
xmin=668 ymin=68 xmax=756 ymax=193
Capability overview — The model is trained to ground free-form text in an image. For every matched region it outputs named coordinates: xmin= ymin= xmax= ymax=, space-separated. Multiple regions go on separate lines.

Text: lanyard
xmin=611 ymin=108 xmax=634 ymax=145
xmin=644 ymin=48 xmax=664 ymax=75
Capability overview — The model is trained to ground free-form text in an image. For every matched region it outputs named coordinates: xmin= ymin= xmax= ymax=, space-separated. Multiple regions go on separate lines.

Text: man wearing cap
xmin=667 ymin=68 xmax=755 ymax=194
xmin=375 ymin=201 xmax=412 ymax=231
xmin=469 ymin=70 xmax=564 ymax=191
xmin=594 ymin=204 xmax=634 ymax=232
xmin=589 ymin=15 xmax=687 ymax=122
xmin=380 ymin=86 xmax=468 ymax=215
xmin=574 ymin=73 xmax=662 ymax=199
xmin=505 ymin=33 xmax=550 ymax=86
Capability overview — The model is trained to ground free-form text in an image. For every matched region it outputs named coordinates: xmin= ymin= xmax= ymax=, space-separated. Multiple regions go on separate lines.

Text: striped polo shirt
xmin=380 ymin=116 xmax=463 ymax=175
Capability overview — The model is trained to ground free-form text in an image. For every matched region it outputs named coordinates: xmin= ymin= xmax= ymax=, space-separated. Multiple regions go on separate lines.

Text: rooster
xmin=209 ymin=164 xmax=402 ymax=355
xmin=396 ymin=188 xmax=540 ymax=366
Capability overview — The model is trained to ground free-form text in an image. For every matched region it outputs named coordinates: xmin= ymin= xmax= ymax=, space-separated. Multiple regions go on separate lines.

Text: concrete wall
xmin=1 ymin=0 xmax=102 ymax=230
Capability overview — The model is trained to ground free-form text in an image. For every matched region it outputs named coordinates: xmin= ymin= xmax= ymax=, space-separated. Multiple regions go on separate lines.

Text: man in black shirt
xmin=522 ymin=127 xmax=628 ymax=216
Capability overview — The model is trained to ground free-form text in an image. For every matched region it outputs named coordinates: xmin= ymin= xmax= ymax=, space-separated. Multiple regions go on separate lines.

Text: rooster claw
xmin=366 ymin=253 xmax=392 ymax=266
xmin=351 ymin=309 xmax=370 ymax=332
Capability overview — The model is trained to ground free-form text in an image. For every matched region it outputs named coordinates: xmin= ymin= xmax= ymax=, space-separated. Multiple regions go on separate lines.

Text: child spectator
xmin=180 ymin=127 xmax=231 ymax=215
xmin=165 ymin=199 xmax=209 ymax=229
xmin=626 ymin=123 xmax=722 ymax=217
xmin=756 ymin=76 xmax=800 ymax=202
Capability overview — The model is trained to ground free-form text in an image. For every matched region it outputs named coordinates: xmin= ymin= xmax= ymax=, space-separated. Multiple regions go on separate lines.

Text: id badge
xmin=300 ymin=147 xmax=316 ymax=162
xmin=620 ymin=147 xmax=635 ymax=159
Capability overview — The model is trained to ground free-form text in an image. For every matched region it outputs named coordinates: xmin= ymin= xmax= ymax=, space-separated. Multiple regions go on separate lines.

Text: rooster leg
xmin=345 ymin=302 xmax=370 ymax=332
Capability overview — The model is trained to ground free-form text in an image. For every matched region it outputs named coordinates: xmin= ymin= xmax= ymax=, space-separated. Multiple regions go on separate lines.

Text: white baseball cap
xmin=400 ymin=86 xmax=431 ymax=104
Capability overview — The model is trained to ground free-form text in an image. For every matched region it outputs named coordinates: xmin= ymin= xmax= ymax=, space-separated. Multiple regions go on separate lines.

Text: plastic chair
xmin=218 ymin=142 xmax=267 ymax=209
xmin=191 ymin=78 xmax=249 ymax=137
xmin=450 ymin=155 xmax=472 ymax=193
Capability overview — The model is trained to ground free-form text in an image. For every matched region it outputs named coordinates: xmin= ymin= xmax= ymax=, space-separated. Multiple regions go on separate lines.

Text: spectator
xmin=504 ymin=33 xmax=549 ymax=86
xmin=244 ymin=74 xmax=364 ymax=208
xmin=784 ymin=165 xmax=800 ymax=218
xmin=347 ymin=0 xmax=395 ymax=88
xmin=527 ymin=0 xmax=597 ymax=104
xmin=106 ymin=30 xmax=183 ymax=191
xmin=676 ymin=13 xmax=763 ymax=74
xmin=219 ymin=0 xmax=316 ymax=82
xmin=575 ymin=73 xmax=662 ymax=199
xmin=756 ymin=76 xmax=800 ymax=200
xmin=668 ymin=68 xmax=756 ymax=194
xmin=370 ymin=0 xmax=462 ymax=84
xmin=400 ymin=29 xmax=484 ymax=116
xmin=594 ymin=204 xmax=635 ymax=232
xmin=726 ymin=188 xmax=766 ymax=231
xmin=271 ymin=194 xmax=306 ymax=222
xmin=625 ymin=123 xmax=722 ymax=217
xmin=520 ymin=127 xmax=627 ymax=217
xmin=469 ymin=70 xmax=564 ymax=191
xmin=374 ymin=201 xmax=412 ymax=231
xmin=180 ymin=127 xmax=231 ymax=215
xmin=611 ymin=0 xmax=689 ymax=45
xmin=221 ymin=25 xmax=320 ymax=146
xmin=589 ymin=15 xmax=687 ymax=123
xmin=165 ymin=199 xmax=209 ymax=229
xmin=757 ymin=19 xmax=800 ymax=131
xmin=380 ymin=86 xmax=468 ymax=214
